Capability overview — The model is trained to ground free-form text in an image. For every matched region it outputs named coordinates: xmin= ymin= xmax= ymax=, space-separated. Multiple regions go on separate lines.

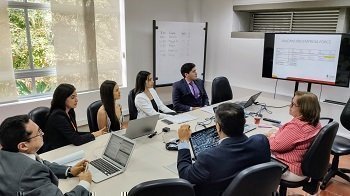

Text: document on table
xmin=164 ymin=113 xmax=198 ymax=124
xmin=52 ymin=150 xmax=85 ymax=166
xmin=200 ymin=106 xmax=214 ymax=114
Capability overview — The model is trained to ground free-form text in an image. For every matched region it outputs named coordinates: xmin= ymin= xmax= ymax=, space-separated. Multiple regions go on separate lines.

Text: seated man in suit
xmin=177 ymin=103 xmax=271 ymax=196
xmin=0 ymin=115 xmax=92 ymax=196
xmin=172 ymin=63 xmax=209 ymax=112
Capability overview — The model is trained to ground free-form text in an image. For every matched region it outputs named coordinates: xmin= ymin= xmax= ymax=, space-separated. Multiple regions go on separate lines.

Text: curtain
xmin=51 ymin=0 xmax=123 ymax=91
xmin=0 ymin=0 xmax=17 ymax=102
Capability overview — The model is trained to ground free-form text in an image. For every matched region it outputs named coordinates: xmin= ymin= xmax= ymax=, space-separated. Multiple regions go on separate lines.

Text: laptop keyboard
xmin=90 ymin=158 xmax=120 ymax=176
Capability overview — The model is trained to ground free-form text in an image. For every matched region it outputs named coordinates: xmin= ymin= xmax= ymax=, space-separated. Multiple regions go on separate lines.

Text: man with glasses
xmin=0 ymin=115 xmax=92 ymax=196
xmin=176 ymin=103 xmax=271 ymax=196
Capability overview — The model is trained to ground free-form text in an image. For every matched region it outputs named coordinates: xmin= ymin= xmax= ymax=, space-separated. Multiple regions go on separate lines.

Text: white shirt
xmin=135 ymin=88 xmax=175 ymax=119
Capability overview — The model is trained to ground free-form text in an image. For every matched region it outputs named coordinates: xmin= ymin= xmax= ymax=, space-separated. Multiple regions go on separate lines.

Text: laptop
xmin=235 ymin=92 xmax=262 ymax=108
xmin=189 ymin=126 xmax=219 ymax=159
xmin=89 ymin=133 xmax=135 ymax=183
xmin=189 ymin=124 xmax=257 ymax=159
xmin=124 ymin=114 xmax=159 ymax=139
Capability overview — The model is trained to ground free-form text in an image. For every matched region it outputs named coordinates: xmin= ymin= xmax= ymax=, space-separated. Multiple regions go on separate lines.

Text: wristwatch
xmin=67 ymin=167 xmax=74 ymax=178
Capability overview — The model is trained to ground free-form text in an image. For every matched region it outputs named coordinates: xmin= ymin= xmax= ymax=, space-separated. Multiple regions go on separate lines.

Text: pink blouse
xmin=269 ymin=117 xmax=321 ymax=175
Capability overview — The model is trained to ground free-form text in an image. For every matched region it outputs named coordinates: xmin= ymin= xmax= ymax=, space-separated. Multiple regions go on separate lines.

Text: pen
xmin=85 ymin=163 xmax=89 ymax=172
xmin=258 ymin=125 xmax=273 ymax=128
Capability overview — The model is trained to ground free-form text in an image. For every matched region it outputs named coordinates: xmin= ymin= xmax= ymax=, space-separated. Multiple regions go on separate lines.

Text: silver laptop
xmin=89 ymin=133 xmax=135 ymax=183
xmin=124 ymin=114 xmax=159 ymax=139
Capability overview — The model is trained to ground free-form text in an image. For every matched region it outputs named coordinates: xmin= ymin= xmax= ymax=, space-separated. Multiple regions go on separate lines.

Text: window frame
xmin=8 ymin=0 xmax=56 ymax=97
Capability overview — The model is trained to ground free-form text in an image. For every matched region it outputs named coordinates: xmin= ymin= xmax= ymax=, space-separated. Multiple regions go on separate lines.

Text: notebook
xmin=235 ymin=92 xmax=262 ymax=108
xmin=189 ymin=124 xmax=257 ymax=159
xmin=189 ymin=126 xmax=219 ymax=159
xmin=124 ymin=114 xmax=159 ymax=139
xmin=89 ymin=133 xmax=135 ymax=183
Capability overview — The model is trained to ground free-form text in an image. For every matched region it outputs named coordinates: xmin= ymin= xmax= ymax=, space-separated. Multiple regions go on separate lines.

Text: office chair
xmin=128 ymin=89 xmax=138 ymax=120
xmin=211 ymin=76 xmax=233 ymax=105
xmin=28 ymin=106 xmax=50 ymax=153
xmin=279 ymin=121 xmax=339 ymax=196
xmin=86 ymin=100 xmax=102 ymax=132
xmin=128 ymin=178 xmax=195 ymax=196
xmin=321 ymin=97 xmax=350 ymax=190
xmin=222 ymin=162 xmax=282 ymax=196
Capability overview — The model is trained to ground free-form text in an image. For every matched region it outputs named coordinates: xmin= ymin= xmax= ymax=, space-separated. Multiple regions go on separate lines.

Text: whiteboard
xmin=154 ymin=21 xmax=207 ymax=86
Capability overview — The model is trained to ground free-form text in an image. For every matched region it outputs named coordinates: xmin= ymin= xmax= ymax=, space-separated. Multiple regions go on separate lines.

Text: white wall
xmin=1 ymin=0 xmax=349 ymax=134
xmin=200 ymin=0 xmax=349 ymax=136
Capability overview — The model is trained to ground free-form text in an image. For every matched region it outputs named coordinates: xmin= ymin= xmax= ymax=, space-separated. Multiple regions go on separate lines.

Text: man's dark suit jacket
xmin=0 ymin=150 xmax=90 ymax=196
xmin=45 ymin=109 xmax=94 ymax=151
xmin=177 ymin=134 xmax=271 ymax=196
xmin=172 ymin=78 xmax=209 ymax=112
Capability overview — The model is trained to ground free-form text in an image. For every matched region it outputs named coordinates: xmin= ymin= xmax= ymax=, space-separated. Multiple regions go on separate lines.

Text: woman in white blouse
xmin=134 ymin=71 xmax=176 ymax=119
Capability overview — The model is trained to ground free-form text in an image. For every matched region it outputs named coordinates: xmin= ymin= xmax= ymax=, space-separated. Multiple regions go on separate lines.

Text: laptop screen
xmin=104 ymin=134 xmax=134 ymax=167
xmin=244 ymin=92 xmax=262 ymax=108
xmin=189 ymin=126 xmax=219 ymax=158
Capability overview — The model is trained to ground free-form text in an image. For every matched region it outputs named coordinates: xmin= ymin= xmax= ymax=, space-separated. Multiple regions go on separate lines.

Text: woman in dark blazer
xmin=45 ymin=83 xmax=106 ymax=151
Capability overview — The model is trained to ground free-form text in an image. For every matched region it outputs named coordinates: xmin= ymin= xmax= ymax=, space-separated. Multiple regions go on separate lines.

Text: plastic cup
xmin=254 ymin=116 xmax=261 ymax=125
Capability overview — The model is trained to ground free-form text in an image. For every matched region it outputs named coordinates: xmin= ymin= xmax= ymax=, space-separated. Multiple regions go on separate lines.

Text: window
xmin=0 ymin=0 xmax=125 ymax=102
xmin=251 ymin=10 xmax=340 ymax=33
xmin=8 ymin=0 xmax=56 ymax=96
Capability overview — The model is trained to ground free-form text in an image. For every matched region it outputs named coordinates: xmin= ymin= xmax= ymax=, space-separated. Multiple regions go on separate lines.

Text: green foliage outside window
xmin=8 ymin=5 xmax=56 ymax=96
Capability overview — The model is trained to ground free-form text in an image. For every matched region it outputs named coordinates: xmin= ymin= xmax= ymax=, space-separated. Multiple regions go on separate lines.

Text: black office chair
xmin=28 ymin=106 xmax=50 ymax=153
xmin=87 ymin=100 xmax=102 ymax=132
xmin=279 ymin=121 xmax=339 ymax=196
xmin=128 ymin=89 xmax=138 ymax=120
xmin=211 ymin=76 xmax=233 ymax=105
xmin=222 ymin=162 xmax=282 ymax=196
xmin=321 ymin=97 xmax=350 ymax=190
xmin=128 ymin=178 xmax=195 ymax=196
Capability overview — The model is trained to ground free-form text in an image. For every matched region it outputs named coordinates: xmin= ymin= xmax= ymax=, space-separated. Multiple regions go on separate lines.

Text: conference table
xmin=40 ymin=96 xmax=304 ymax=195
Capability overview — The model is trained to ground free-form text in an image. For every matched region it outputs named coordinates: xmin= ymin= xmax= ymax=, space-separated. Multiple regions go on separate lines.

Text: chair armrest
xmin=271 ymin=157 xmax=289 ymax=173
xmin=320 ymin=117 xmax=334 ymax=124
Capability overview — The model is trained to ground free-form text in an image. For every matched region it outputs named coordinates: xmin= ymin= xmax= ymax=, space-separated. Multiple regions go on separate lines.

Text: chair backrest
xmin=301 ymin=121 xmax=339 ymax=179
xmin=128 ymin=178 xmax=195 ymax=196
xmin=28 ymin=106 xmax=50 ymax=130
xmin=211 ymin=76 xmax=233 ymax=105
xmin=222 ymin=162 xmax=282 ymax=196
xmin=340 ymin=97 xmax=350 ymax=130
xmin=86 ymin=100 xmax=102 ymax=132
xmin=128 ymin=89 xmax=138 ymax=120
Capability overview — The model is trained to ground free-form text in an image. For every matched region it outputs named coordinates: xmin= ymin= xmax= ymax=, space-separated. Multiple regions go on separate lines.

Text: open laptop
xmin=235 ymin=92 xmax=262 ymax=108
xmin=89 ymin=133 xmax=135 ymax=183
xmin=124 ymin=114 xmax=159 ymax=139
xmin=189 ymin=126 xmax=219 ymax=159
xmin=189 ymin=124 xmax=257 ymax=159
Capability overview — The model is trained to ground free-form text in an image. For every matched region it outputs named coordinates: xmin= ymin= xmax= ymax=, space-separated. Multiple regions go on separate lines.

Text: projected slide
xmin=272 ymin=34 xmax=342 ymax=84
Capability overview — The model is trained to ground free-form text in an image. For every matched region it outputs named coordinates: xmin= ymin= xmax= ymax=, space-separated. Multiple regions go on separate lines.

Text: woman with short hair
xmin=267 ymin=91 xmax=321 ymax=181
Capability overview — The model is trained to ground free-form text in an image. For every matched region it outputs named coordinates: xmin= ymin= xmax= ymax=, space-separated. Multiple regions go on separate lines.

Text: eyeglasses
xmin=25 ymin=128 xmax=44 ymax=141
xmin=290 ymin=101 xmax=300 ymax=108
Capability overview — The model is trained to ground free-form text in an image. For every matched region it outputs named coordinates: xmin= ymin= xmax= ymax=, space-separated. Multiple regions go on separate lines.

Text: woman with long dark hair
xmin=97 ymin=80 xmax=123 ymax=131
xmin=45 ymin=83 xmax=106 ymax=151
xmin=134 ymin=71 xmax=175 ymax=119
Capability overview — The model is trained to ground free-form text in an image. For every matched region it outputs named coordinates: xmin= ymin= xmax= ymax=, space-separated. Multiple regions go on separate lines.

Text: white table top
xmin=40 ymin=96 xmax=336 ymax=195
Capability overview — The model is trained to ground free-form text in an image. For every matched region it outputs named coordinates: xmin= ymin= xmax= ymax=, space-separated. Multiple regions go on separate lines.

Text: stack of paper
xmin=164 ymin=113 xmax=198 ymax=124
xmin=52 ymin=150 xmax=85 ymax=166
